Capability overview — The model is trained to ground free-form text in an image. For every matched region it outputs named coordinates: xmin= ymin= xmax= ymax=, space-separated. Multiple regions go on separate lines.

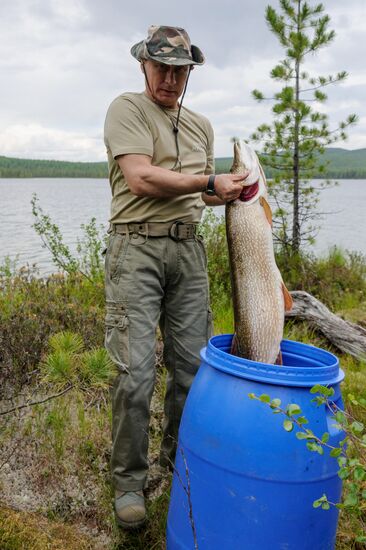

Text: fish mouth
xmin=239 ymin=181 xmax=259 ymax=202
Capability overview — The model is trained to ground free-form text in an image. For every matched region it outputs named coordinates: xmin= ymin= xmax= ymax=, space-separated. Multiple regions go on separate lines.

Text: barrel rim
xmin=201 ymin=334 xmax=344 ymax=387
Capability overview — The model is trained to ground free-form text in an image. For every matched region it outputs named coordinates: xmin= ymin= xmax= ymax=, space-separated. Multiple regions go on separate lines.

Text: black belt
xmin=111 ymin=221 xmax=198 ymax=241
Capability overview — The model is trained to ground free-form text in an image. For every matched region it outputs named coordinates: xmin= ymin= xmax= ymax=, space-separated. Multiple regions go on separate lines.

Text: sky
xmin=0 ymin=0 xmax=365 ymax=162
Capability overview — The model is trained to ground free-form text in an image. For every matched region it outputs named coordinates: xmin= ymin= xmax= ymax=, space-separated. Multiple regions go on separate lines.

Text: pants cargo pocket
xmin=105 ymin=233 xmax=129 ymax=282
xmin=105 ymin=302 xmax=129 ymax=372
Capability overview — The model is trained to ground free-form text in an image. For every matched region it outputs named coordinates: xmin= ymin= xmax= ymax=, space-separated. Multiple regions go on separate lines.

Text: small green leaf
xmin=338 ymin=468 xmax=349 ymax=480
xmin=297 ymin=416 xmax=308 ymax=425
xmin=356 ymin=536 xmax=366 ymax=543
xmin=321 ymin=502 xmax=330 ymax=510
xmin=330 ymin=448 xmax=342 ymax=458
xmin=310 ymin=385 xmax=334 ymax=397
xmin=321 ymin=432 xmax=330 ymax=443
xmin=248 ymin=393 xmax=256 ymax=399
xmin=307 ymin=441 xmax=322 ymax=453
xmin=270 ymin=398 xmax=281 ymax=408
xmin=350 ymin=421 xmax=364 ymax=435
xmin=311 ymin=396 xmax=326 ymax=406
xmin=347 ymin=393 xmax=359 ymax=405
xmin=353 ymin=466 xmax=365 ymax=482
xmin=287 ymin=403 xmax=302 ymax=416
xmin=335 ymin=411 xmax=346 ymax=424
xmin=283 ymin=420 xmax=294 ymax=432
xmin=296 ymin=432 xmax=309 ymax=440
xmin=259 ymin=394 xmax=271 ymax=403
xmin=313 ymin=494 xmax=328 ymax=509
xmin=343 ymin=493 xmax=358 ymax=507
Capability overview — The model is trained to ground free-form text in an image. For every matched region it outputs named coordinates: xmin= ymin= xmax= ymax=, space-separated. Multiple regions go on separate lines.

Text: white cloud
xmin=0 ymin=124 xmax=105 ymax=161
xmin=0 ymin=0 xmax=365 ymax=160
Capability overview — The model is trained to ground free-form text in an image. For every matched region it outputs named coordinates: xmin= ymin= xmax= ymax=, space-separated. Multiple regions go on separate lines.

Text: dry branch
xmin=286 ymin=291 xmax=366 ymax=360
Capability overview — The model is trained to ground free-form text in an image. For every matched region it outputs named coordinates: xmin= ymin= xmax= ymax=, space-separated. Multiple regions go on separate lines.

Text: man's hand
xmin=214 ymin=173 xmax=249 ymax=202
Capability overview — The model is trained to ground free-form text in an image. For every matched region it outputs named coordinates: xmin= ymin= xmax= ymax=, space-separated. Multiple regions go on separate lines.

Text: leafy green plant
xmin=249 ymin=386 xmax=366 ymax=542
xmin=31 ymin=193 xmax=107 ymax=281
xmin=199 ymin=208 xmax=231 ymax=309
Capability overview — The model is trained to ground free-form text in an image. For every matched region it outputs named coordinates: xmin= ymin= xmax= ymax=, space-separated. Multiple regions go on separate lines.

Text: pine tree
xmin=251 ymin=0 xmax=357 ymax=255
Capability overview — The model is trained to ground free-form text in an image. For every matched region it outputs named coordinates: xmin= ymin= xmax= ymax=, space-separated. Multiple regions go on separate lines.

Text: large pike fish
xmin=226 ymin=140 xmax=292 ymax=364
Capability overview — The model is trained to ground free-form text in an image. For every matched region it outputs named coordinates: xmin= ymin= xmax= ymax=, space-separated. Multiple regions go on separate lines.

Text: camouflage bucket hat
xmin=131 ymin=25 xmax=205 ymax=66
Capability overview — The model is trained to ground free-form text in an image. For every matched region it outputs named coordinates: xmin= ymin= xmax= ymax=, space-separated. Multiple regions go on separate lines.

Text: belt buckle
xmin=169 ymin=221 xmax=184 ymax=241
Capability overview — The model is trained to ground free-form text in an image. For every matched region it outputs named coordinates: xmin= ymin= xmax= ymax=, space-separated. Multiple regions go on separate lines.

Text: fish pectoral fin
xmin=281 ymin=282 xmax=293 ymax=312
xmin=259 ymin=196 xmax=273 ymax=227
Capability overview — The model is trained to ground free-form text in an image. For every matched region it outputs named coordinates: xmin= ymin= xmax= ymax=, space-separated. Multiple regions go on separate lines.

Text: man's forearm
xmin=117 ymin=154 xmax=248 ymax=202
xmin=201 ymin=194 xmax=225 ymax=206
xmin=122 ymin=161 xmax=208 ymax=198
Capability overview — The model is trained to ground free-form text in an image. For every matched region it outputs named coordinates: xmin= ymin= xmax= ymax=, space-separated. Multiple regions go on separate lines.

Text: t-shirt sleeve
xmin=204 ymin=121 xmax=215 ymax=175
xmin=104 ymin=96 xmax=154 ymax=159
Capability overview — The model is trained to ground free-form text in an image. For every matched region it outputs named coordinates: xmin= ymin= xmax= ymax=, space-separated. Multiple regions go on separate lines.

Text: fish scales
xmin=226 ymin=141 xmax=291 ymax=364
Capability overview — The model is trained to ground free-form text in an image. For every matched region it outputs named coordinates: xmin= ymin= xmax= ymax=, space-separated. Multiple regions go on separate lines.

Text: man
xmin=104 ymin=25 xmax=247 ymax=529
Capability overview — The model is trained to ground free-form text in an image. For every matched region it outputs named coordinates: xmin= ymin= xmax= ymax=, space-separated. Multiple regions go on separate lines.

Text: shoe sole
xmin=115 ymin=514 xmax=147 ymax=530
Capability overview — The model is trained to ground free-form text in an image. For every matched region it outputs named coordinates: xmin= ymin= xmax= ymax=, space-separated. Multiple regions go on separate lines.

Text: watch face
xmin=205 ymin=189 xmax=216 ymax=196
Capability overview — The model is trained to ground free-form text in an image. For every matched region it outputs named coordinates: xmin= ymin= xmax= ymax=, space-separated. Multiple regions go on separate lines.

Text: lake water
xmin=1 ymin=178 xmax=365 ymax=275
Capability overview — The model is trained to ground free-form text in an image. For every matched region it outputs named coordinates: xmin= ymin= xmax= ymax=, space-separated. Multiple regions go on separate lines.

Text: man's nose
xmin=164 ymin=67 xmax=176 ymax=85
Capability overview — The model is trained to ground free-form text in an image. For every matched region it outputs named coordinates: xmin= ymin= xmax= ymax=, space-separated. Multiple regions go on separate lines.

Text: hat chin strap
xmin=142 ymin=63 xmax=191 ymax=172
xmin=141 ymin=63 xmax=191 ymax=119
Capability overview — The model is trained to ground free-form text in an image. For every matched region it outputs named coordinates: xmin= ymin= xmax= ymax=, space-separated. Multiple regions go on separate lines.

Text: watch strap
xmin=205 ymin=174 xmax=216 ymax=195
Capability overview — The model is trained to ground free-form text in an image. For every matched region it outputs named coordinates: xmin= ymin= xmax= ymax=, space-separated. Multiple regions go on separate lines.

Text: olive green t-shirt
xmin=104 ymin=92 xmax=214 ymax=224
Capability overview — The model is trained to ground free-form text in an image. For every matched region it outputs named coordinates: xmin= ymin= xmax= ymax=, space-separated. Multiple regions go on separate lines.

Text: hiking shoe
xmin=115 ymin=490 xmax=146 ymax=529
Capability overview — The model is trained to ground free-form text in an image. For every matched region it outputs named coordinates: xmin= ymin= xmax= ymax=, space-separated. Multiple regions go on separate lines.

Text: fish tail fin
xmin=275 ymin=350 xmax=283 ymax=366
xmin=230 ymin=333 xmax=239 ymax=356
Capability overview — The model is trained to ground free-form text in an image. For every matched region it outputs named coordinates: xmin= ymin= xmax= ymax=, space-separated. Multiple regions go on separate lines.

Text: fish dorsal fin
xmin=259 ymin=196 xmax=273 ymax=227
xmin=281 ymin=282 xmax=293 ymax=312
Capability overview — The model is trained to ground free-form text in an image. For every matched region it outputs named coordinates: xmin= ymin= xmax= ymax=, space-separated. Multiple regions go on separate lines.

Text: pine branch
xmin=0 ymin=385 xmax=74 ymax=416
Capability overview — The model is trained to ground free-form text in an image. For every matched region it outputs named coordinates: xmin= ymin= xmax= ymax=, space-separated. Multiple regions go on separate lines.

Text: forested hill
xmin=1 ymin=147 xmax=366 ymax=178
xmin=215 ymin=148 xmax=366 ymax=179
xmin=0 ymin=156 xmax=108 ymax=178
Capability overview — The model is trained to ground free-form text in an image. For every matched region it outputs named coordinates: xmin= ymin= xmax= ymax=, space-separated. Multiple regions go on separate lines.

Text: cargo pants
xmin=104 ymin=225 xmax=213 ymax=492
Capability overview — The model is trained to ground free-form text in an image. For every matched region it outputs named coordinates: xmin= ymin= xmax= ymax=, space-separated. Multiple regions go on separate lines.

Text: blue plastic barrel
xmin=167 ymin=335 xmax=345 ymax=550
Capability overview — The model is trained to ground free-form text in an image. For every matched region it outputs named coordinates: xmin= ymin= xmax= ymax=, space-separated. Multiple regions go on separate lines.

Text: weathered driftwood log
xmin=286 ymin=291 xmax=366 ymax=360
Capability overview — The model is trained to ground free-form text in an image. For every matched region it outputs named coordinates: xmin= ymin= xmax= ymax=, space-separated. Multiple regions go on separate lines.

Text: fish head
xmin=229 ymin=140 xmax=265 ymax=206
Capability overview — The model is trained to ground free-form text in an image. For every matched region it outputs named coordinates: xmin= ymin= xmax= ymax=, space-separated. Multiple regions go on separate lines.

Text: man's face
xmin=142 ymin=60 xmax=190 ymax=109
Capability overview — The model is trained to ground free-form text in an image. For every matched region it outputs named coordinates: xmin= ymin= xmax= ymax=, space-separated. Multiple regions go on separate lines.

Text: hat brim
xmin=131 ymin=41 xmax=205 ymax=66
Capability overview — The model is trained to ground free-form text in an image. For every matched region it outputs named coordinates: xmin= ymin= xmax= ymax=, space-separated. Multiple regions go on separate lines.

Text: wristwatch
xmin=205 ymin=174 xmax=216 ymax=196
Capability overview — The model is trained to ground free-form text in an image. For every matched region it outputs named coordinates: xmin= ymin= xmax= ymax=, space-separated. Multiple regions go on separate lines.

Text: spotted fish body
xmin=226 ymin=141 xmax=292 ymax=364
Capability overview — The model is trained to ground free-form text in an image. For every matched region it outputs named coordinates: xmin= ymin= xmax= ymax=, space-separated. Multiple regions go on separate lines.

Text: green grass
xmin=0 ymin=506 xmax=95 ymax=550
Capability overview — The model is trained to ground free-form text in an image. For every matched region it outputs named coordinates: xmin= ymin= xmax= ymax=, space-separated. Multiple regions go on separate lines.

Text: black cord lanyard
xmin=142 ymin=65 xmax=191 ymax=173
